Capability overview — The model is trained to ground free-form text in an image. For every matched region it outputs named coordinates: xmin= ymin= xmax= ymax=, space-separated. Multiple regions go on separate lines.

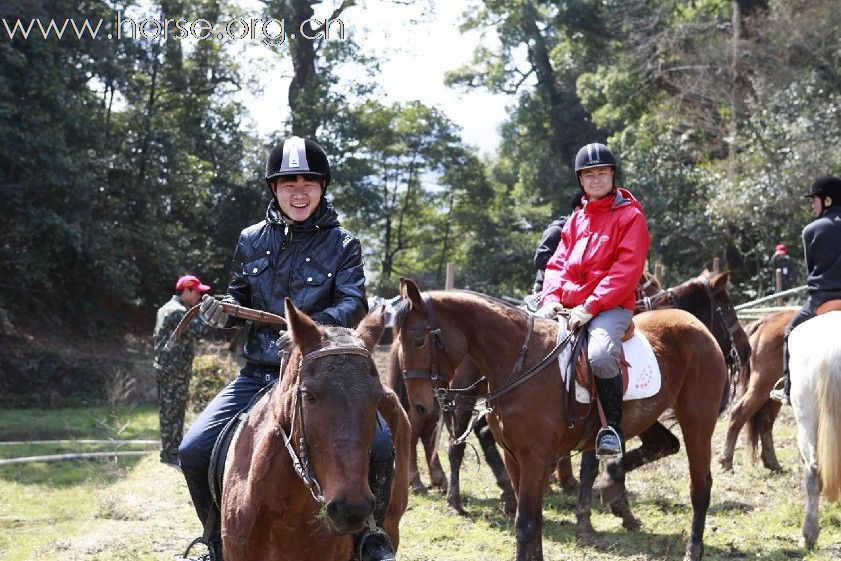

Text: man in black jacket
xmin=179 ymin=137 xmax=394 ymax=561
xmin=530 ymin=190 xmax=584 ymax=296
xmin=771 ymin=175 xmax=841 ymax=405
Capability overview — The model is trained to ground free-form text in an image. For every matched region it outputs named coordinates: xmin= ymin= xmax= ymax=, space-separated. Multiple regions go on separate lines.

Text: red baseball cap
xmin=176 ymin=275 xmax=211 ymax=292
xmin=775 ymin=244 xmax=787 ymax=253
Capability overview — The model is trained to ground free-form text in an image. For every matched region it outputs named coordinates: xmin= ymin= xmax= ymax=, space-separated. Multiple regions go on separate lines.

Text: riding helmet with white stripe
xmin=265 ymin=136 xmax=332 ymax=193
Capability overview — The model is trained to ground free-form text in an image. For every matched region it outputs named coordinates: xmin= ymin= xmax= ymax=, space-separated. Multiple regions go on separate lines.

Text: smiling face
xmin=578 ymin=165 xmax=615 ymax=201
xmin=272 ymin=174 xmax=324 ymax=222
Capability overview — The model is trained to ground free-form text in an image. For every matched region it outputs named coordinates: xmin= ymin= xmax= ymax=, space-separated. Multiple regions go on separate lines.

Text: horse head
xmin=393 ymin=277 xmax=466 ymax=420
xmin=278 ymin=298 xmax=387 ymax=535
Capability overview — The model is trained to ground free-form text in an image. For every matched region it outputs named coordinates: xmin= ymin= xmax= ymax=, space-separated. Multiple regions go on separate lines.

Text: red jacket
xmin=540 ymin=187 xmax=650 ymax=315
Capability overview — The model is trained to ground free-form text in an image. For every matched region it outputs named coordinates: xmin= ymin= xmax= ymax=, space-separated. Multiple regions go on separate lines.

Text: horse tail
xmin=816 ymin=342 xmax=841 ymax=502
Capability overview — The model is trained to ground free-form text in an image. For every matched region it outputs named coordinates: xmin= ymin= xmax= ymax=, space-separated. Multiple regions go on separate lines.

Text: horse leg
xmin=408 ymin=413 xmax=426 ymax=493
xmin=719 ymin=386 xmax=771 ymax=472
xmin=514 ymin=456 xmax=552 ymax=561
xmin=474 ymin=415 xmax=517 ymax=515
xmin=676 ymin=421 xmax=714 ymax=561
xmin=445 ymin=410 xmax=469 ymax=515
xmin=756 ymin=401 xmax=783 ymax=472
xmin=597 ymin=422 xmax=678 ymax=530
xmin=575 ymin=450 xmax=599 ymax=539
xmin=554 ymin=455 xmax=580 ymax=494
xmin=802 ymin=463 xmax=821 ymax=550
xmin=422 ymin=412 xmax=447 ymax=490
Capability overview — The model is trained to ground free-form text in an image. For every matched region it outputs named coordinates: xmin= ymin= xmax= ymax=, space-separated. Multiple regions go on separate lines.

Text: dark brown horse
xmin=720 ymin=310 xmax=793 ymax=472
xmin=221 ymin=301 xmax=411 ymax=561
xmin=394 ymin=278 xmax=726 ymax=561
xmin=385 ymin=344 xmax=449 ymax=494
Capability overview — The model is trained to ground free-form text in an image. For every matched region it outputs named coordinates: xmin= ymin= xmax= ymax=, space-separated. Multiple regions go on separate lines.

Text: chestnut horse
xmin=788 ymin=311 xmax=841 ymax=550
xmin=719 ymin=310 xmax=792 ymax=472
xmin=221 ymin=301 xmax=411 ymax=561
xmin=394 ymin=278 xmax=726 ymax=561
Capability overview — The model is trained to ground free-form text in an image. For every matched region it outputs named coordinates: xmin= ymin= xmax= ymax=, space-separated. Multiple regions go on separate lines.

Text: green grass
xmin=2 ymin=400 xmax=841 ymax=560
xmin=0 ymin=405 xmax=160 ymax=441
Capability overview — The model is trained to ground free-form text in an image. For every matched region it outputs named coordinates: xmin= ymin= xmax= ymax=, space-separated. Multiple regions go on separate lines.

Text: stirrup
xmin=769 ymin=378 xmax=790 ymax=405
xmin=182 ymin=537 xmax=214 ymax=561
xmin=596 ymin=426 xmax=623 ymax=460
xmin=356 ymin=515 xmax=395 ymax=561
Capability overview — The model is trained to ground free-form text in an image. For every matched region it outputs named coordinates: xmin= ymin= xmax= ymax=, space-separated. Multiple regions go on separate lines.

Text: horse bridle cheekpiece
xmin=401 ymin=292 xmax=449 ymax=383
xmin=281 ymin=344 xmax=375 ymax=505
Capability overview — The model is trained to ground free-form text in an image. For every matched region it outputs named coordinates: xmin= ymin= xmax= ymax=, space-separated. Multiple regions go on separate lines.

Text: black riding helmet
xmin=265 ymin=136 xmax=331 ymax=195
xmin=574 ymin=143 xmax=618 ymax=187
xmin=805 ymin=175 xmax=841 ymax=210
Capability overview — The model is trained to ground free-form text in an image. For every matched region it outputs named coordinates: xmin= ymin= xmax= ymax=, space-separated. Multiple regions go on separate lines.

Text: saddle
xmin=208 ymin=380 xmax=278 ymax=508
xmin=817 ymin=299 xmax=841 ymax=315
xmin=571 ymin=320 xmax=633 ymax=396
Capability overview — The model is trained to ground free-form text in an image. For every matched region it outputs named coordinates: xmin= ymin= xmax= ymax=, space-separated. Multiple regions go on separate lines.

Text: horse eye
xmin=413 ymin=336 xmax=425 ymax=348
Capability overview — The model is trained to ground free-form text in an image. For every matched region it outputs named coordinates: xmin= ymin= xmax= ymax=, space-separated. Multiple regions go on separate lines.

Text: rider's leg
xmin=356 ymin=413 xmax=396 ymax=561
xmin=179 ymin=366 xmax=273 ymax=560
xmin=771 ymin=298 xmax=817 ymax=404
xmin=587 ymin=307 xmax=632 ymax=459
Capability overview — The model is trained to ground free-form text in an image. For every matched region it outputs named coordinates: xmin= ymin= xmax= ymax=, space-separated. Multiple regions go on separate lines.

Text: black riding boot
xmin=595 ymin=376 xmax=625 ymax=459
xmin=355 ymin=459 xmax=396 ymax=561
xmin=182 ymin=467 xmax=224 ymax=561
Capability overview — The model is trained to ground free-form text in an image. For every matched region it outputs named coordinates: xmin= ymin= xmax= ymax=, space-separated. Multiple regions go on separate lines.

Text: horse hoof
xmin=410 ymin=482 xmax=427 ymax=494
xmin=447 ymin=503 xmax=467 ymax=516
xmin=575 ymin=523 xmax=596 ymax=541
xmin=719 ymin=457 xmax=733 ymax=472
xmin=622 ymin=515 xmax=642 ymax=531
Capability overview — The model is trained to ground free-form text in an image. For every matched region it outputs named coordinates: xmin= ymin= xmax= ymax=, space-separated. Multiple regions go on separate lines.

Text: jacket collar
xmin=583 ymin=187 xmax=638 ymax=214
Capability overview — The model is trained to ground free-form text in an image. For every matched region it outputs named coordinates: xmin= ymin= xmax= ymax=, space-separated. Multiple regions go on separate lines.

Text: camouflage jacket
xmin=153 ymin=295 xmax=214 ymax=371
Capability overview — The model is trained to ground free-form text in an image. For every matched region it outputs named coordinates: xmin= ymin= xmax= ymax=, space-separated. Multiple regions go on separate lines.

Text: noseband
xmin=282 ymin=344 xmax=375 ymax=505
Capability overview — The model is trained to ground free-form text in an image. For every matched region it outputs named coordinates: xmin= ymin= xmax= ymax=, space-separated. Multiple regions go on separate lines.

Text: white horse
xmin=789 ymin=310 xmax=841 ymax=550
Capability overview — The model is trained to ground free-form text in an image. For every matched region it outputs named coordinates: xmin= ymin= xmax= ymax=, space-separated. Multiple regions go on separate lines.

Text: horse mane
xmin=393 ymin=288 xmax=528 ymax=328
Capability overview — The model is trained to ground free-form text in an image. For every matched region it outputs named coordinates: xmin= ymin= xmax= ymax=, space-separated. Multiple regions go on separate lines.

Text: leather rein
xmin=399 ymin=292 xmax=574 ymax=427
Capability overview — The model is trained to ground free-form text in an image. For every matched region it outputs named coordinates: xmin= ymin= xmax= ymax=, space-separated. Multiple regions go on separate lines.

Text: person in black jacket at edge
xmin=524 ymin=190 xmax=585 ymax=311
xmin=770 ymin=175 xmax=841 ymax=405
xmin=178 ymin=137 xmax=395 ymax=561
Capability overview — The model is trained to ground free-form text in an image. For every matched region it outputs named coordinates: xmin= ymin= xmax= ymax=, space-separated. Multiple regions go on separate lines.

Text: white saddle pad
xmin=556 ymin=320 xmax=661 ymax=404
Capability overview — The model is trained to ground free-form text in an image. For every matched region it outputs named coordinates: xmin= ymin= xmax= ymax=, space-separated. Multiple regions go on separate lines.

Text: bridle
xmin=280 ymin=344 xmax=376 ymax=505
xmin=398 ymin=292 xmax=570 ymax=416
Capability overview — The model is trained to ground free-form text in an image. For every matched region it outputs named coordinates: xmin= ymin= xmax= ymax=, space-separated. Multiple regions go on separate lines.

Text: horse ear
xmin=284 ymin=297 xmax=322 ymax=354
xmin=355 ymin=305 xmax=386 ymax=352
xmin=399 ymin=277 xmax=425 ymax=310
xmin=710 ymin=271 xmax=731 ymax=293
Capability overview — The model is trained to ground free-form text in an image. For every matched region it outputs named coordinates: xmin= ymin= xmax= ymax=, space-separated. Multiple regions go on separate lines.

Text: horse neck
xmin=437 ymin=295 xmax=541 ymax=389
xmin=671 ymin=281 xmax=711 ymax=325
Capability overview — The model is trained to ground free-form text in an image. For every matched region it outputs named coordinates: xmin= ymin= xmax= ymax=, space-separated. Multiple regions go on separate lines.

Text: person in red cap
xmin=152 ymin=274 xmax=216 ymax=467
xmin=768 ymin=243 xmax=793 ymax=292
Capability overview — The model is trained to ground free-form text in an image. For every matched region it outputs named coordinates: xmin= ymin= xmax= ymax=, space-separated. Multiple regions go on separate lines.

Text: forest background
xmin=2 ymin=0 xmax=839 ymax=403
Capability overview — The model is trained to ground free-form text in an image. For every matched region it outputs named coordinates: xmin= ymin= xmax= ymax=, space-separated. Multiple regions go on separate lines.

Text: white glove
xmin=568 ymin=305 xmax=594 ymax=330
xmin=535 ymin=302 xmax=563 ymax=319
xmin=199 ymin=294 xmax=229 ymax=328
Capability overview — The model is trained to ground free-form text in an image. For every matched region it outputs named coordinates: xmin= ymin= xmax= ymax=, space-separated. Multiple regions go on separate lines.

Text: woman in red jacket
xmin=539 ymin=143 xmax=651 ymax=458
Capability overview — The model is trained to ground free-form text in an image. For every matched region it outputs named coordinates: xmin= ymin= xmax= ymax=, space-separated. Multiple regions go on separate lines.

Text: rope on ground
xmin=0 ymin=450 xmax=155 ymax=466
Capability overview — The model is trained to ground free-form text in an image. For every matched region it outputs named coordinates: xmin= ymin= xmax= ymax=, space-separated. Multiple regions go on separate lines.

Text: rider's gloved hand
xmin=568 ymin=305 xmax=594 ymax=330
xmin=199 ymin=294 xmax=229 ymax=328
xmin=535 ymin=302 xmax=563 ymax=319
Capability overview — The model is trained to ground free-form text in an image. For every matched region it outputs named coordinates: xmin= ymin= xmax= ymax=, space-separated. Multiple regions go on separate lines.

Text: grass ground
xmin=2 ymin=357 xmax=841 ymax=560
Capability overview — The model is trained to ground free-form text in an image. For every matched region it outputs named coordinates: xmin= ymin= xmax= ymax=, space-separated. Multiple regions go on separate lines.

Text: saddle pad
xmin=557 ymin=320 xmax=661 ymax=404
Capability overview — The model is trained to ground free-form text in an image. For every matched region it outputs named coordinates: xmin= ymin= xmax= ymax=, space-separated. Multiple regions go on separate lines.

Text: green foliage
xmin=189 ymin=353 xmax=238 ymax=413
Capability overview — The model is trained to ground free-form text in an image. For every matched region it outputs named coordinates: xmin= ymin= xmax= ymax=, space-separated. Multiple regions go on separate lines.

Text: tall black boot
xmin=594 ymin=376 xmax=624 ymax=459
xmin=182 ymin=467 xmax=223 ymax=561
xmin=355 ymin=460 xmax=396 ymax=561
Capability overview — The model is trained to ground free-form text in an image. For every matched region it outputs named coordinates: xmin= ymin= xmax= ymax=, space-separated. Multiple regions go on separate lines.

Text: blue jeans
xmin=179 ymin=363 xmax=394 ymax=471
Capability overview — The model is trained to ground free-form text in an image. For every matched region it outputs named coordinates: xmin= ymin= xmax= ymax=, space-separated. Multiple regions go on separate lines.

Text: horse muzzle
xmin=324 ymin=494 xmax=376 ymax=534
